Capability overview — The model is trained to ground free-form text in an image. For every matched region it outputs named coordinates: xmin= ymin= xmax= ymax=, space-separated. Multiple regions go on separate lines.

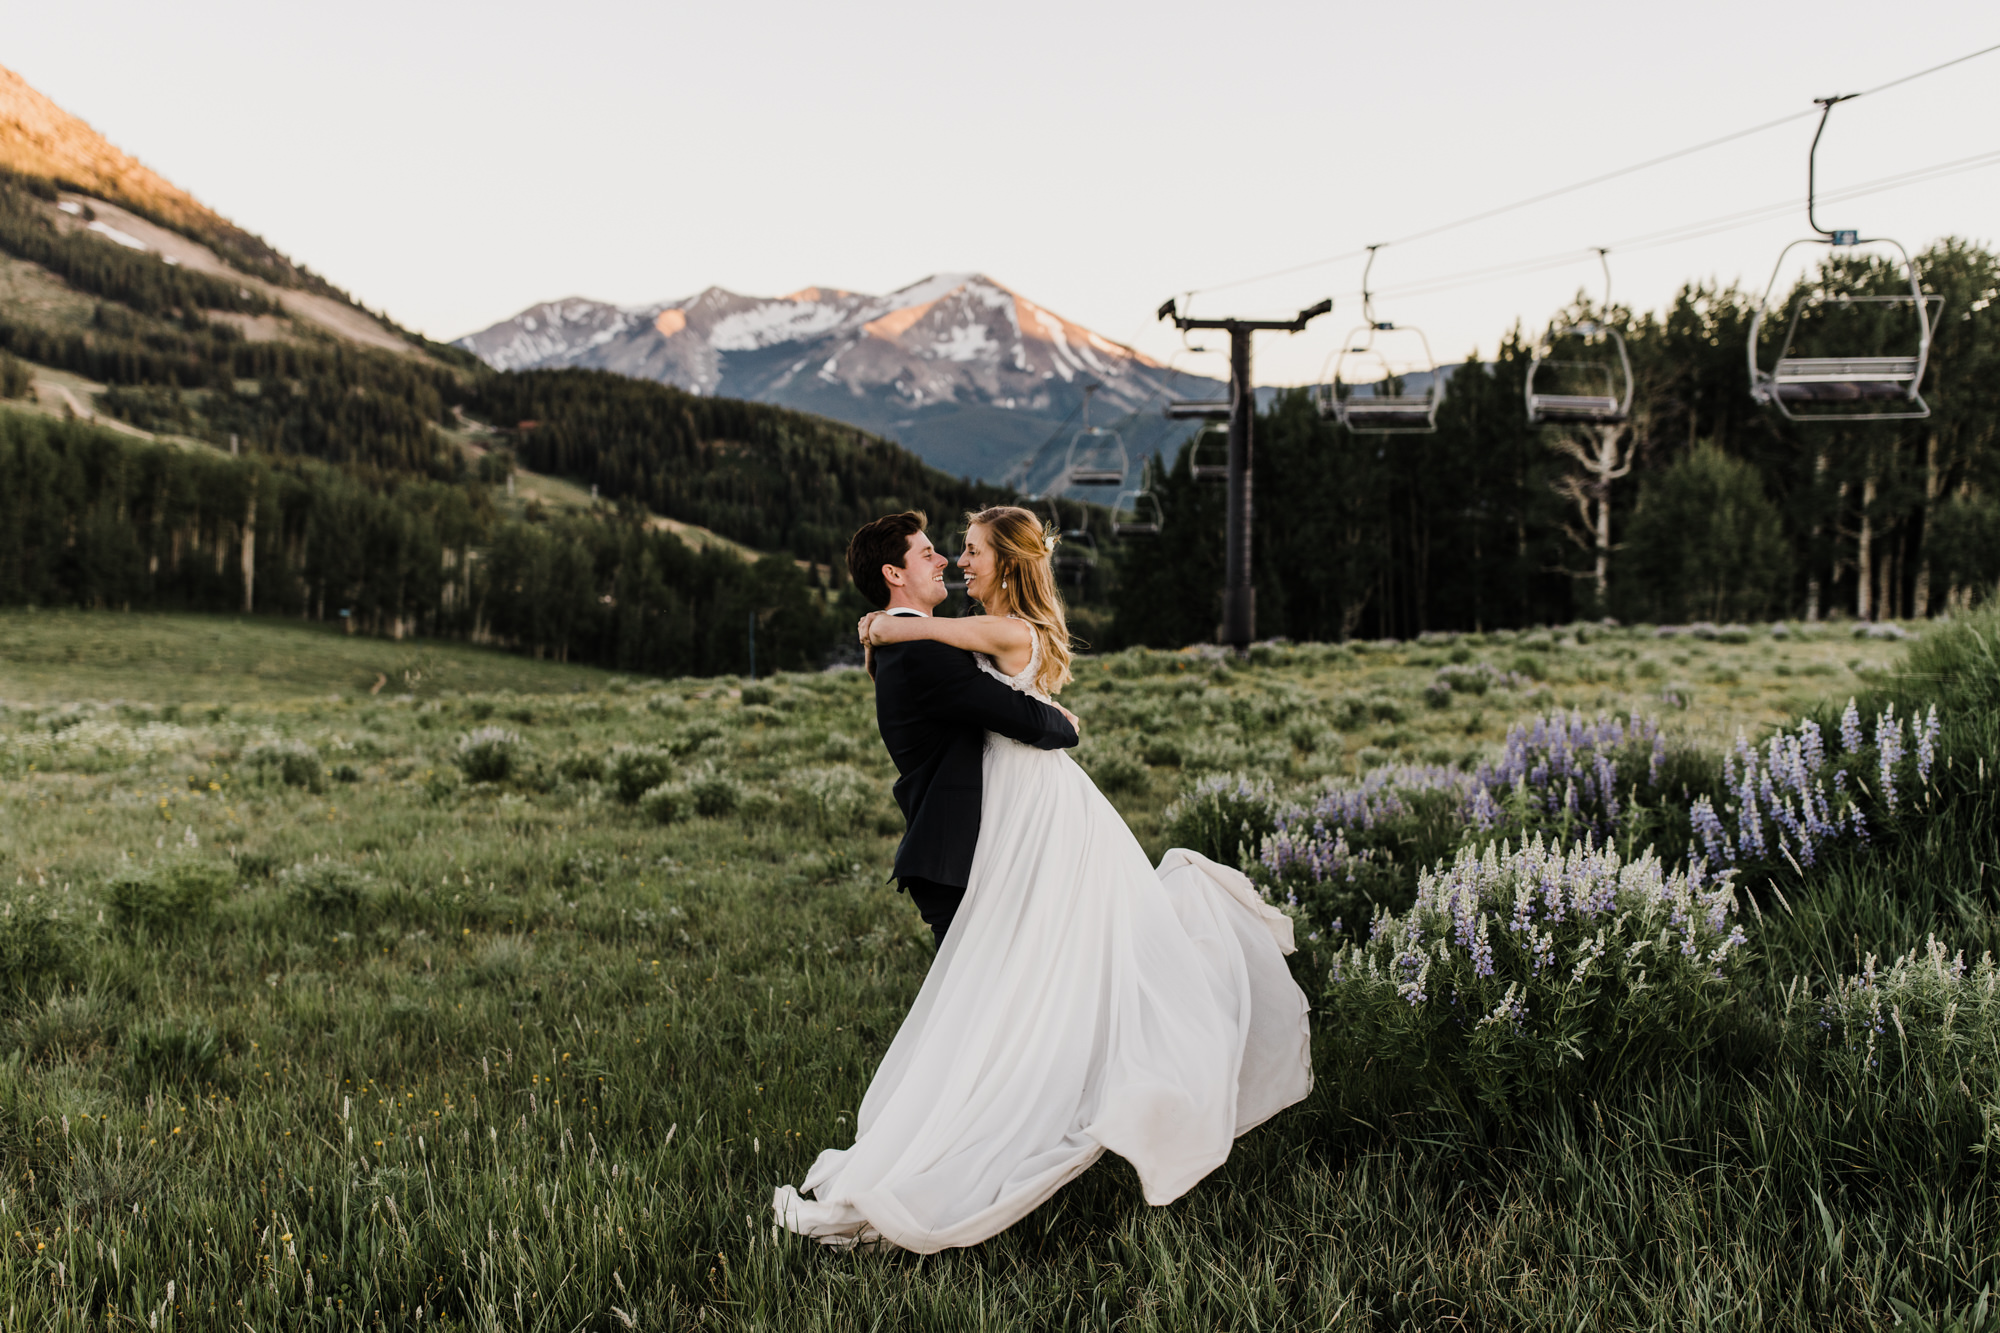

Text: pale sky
xmin=9 ymin=1 xmax=1996 ymax=385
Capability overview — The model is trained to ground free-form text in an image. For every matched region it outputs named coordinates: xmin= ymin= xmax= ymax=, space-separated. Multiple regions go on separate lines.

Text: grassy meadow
xmin=1 ymin=608 xmax=1995 ymax=1330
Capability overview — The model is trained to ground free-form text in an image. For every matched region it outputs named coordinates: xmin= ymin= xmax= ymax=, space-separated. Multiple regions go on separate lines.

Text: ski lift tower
xmin=1158 ymin=295 xmax=1332 ymax=653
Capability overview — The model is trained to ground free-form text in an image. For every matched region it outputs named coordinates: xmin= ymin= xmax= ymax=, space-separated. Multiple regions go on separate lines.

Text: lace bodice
xmin=973 ymin=616 xmax=1048 ymax=702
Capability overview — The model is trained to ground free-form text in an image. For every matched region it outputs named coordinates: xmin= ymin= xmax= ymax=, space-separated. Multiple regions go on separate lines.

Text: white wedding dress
xmin=773 ymin=636 xmax=1313 ymax=1252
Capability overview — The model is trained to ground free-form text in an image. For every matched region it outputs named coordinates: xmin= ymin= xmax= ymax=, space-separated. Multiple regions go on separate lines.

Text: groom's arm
xmin=883 ymin=641 xmax=1079 ymax=750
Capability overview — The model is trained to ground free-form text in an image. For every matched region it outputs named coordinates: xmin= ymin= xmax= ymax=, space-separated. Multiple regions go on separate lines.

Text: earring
xmin=1001 ymin=579 xmax=1008 ymax=589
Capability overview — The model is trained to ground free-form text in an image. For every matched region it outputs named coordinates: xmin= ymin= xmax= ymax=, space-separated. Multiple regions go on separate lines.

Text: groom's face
xmin=887 ymin=531 xmax=950 ymax=609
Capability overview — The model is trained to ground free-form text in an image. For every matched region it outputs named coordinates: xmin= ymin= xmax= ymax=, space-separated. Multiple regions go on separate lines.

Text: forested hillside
xmin=465 ymin=369 xmax=1011 ymax=566
xmin=1115 ymin=239 xmax=2000 ymax=646
xmin=0 ymin=150 xmax=1015 ymax=676
xmin=0 ymin=414 xmax=836 ymax=675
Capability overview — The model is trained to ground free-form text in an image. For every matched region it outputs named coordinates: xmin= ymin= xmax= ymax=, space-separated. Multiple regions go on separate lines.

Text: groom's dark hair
xmin=846 ymin=510 xmax=929 ymax=608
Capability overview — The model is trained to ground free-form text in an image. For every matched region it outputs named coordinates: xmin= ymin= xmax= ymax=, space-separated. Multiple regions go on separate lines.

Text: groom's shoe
xmin=900 ymin=876 xmax=965 ymax=950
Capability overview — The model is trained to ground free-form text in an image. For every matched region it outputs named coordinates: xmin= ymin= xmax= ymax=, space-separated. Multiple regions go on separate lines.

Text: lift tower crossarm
xmin=1156 ymin=297 xmax=1333 ymax=653
xmin=1157 ymin=298 xmax=1332 ymax=333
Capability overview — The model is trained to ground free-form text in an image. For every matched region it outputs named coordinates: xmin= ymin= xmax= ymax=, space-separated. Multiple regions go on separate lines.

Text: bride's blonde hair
xmin=966 ymin=505 xmax=1073 ymax=696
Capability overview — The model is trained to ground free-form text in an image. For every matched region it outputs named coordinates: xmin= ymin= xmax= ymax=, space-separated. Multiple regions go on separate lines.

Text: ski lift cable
xmin=1182 ymin=39 xmax=2000 ymax=300
xmin=1347 ymin=147 xmax=2000 ymax=308
xmin=1231 ymin=148 xmax=2000 ymax=389
xmin=1001 ymin=398 xmax=1085 ymax=492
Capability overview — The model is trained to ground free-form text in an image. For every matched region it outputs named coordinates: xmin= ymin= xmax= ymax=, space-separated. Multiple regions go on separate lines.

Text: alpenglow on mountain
xmin=457 ymin=275 xmax=1218 ymax=487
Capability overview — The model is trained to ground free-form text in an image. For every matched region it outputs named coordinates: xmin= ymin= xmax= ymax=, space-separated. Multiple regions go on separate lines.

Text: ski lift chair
xmin=1745 ymin=95 xmax=1935 ymax=423
xmin=1112 ymin=459 xmax=1163 ymax=535
xmin=1188 ymin=423 xmax=1229 ymax=481
xmin=1748 ymin=241 xmax=1934 ymax=422
xmin=1062 ymin=426 xmax=1129 ymax=487
xmin=1052 ymin=509 xmax=1097 ymax=587
xmin=1112 ymin=489 xmax=1162 ymax=536
xmin=1318 ymin=245 xmax=1444 ymax=433
xmin=1525 ymin=321 xmax=1634 ymax=425
xmin=1525 ymin=248 xmax=1634 ymax=427
xmin=1060 ymin=381 xmax=1127 ymax=487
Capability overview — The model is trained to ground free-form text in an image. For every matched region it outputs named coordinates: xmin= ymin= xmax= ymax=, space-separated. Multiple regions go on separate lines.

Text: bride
xmin=772 ymin=505 xmax=1312 ymax=1252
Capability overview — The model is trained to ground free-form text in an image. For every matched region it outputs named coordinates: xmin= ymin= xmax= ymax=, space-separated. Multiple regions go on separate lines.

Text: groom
xmin=845 ymin=511 xmax=1080 ymax=948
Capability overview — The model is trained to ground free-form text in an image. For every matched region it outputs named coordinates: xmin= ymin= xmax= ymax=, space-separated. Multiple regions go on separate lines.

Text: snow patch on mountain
xmin=457 ymin=273 xmax=1222 ymax=486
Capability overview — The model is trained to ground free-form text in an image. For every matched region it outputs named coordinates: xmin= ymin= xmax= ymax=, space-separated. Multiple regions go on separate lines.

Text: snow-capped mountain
xmin=457 ymin=274 xmax=1224 ymax=487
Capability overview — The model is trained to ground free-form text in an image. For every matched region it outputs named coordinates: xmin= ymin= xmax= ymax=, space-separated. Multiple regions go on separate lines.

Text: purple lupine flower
xmin=1736 ymin=793 xmax=1767 ymax=858
xmin=1510 ymin=883 xmax=1535 ymax=933
xmin=1800 ymin=719 xmax=1825 ymax=776
xmin=1690 ymin=794 xmax=1732 ymax=863
xmin=1917 ymin=704 xmax=1939 ymax=787
xmin=1541 ymin=866 xmax=1566 ymax=923
xmin=1875 ymin=704 xmax=1904 ymax=811
xmin=1531 ymin=929 xmax=1555 ymax=972
xmin=1470 ymin=915 xmax=1495 ymax=978
xmin=1451 ymin=883 xmax=1479 ymax=953
xmin=1839 ymin=698 xmax=1863 ymax=753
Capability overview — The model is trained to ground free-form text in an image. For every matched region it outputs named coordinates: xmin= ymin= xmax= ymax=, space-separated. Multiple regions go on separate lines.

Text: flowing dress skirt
xmin=772 ymin=735 xmax=1313 ymax=1252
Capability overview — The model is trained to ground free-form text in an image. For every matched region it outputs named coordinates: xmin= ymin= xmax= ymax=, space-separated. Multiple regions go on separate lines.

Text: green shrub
xmin=467 ymin=936 xmax=533 ymax=988
xmin=1792 ymin=936 xmax=2000 ymax=1119
xmin=638 ymin=782 xmax=689 ymax=824
xmin=792 ymin=765 xmax=872 ymax=836
xmin=1081 ymin=742 xmax=1149 ymax=796
xmin=1162 ymin=774 xmax=1277 ymax=867
xmin=0 ymin=905 xmax=74 ymax=1008
xmin=1140 ymin=735 xmax=1184 ymax=767
xmin=280 ymin=861 xmax=369 ymax=917
xmin=1325 ymin=838 xmax=1748 ymax=1123
xmin=421 ymin=766 xmax=462 ymax=803
xmin=1285 ymin=722 xmax=1330 ymax=755
xmin=233 ymin=851 xmax=281 ymax=880
xmin=454 ymin=726 xmax=524 ymax=783
xmin=606 ymin=746 xmax=676 ymax=803
xmin=10 ymin=990 xmax=116 ymax=1063
xmin=243 ymin=739 xmax=323 ymax=791
xmin=687 ymin=770 xmax=744 ymax=818
xmin=104 ymin=859 xmax=232 ymax=936
xmin=126 ymin=1020 xmax=222 ymax=1088
xmin=667 ymin=723 xmax=724 ymax=758
xmin=556 ymin=751 xmax=605 ymax=783
xmin=740 ymin=683 xmax=776 ymax=707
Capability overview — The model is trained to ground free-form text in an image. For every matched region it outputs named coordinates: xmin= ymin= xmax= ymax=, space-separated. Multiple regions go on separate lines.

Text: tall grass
xmin=0 ymin=610 xmax=1991 ymax=1329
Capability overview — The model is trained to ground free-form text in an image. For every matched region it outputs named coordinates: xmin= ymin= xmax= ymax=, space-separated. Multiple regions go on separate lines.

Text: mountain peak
xmin=0 ymin=63 xmax=224 ymax=237
xmin=457 ymin=275 xmax=1203 ymax=484
xmin=0 ymin=64 xmax=416 ymax=327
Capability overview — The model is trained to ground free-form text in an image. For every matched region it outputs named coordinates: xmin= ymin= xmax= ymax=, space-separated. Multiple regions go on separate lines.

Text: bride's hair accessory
xmin=961 ymin=504 xmax=1076 ymax=697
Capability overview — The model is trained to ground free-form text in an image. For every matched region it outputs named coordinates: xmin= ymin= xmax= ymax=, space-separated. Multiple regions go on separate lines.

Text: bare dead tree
xmin=1549 ymin=423 xmax=1635 ymax=608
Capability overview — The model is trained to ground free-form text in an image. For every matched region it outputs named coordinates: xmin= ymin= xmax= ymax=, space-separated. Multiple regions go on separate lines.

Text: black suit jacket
xmin=871 ymin=634 xmax=1078 ymax=889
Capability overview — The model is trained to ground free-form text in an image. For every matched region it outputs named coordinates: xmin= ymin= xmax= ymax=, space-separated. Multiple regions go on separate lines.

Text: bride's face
xmin=959 ymin=523 xmax=1003 ymax=606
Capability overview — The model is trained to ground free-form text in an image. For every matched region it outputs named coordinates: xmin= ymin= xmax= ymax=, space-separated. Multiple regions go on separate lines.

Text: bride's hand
xmin=863 ymin=613 xmax=901 ymax=647
xmin=1055 ymin=703 xmax=1082 ymax=733
xmin=857 ymin=611 xmax=885 ymax=644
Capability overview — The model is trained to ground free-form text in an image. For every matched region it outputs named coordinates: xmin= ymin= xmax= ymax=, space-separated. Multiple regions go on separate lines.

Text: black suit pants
xmin=900 ymin=876 xmax=966 ymax=950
